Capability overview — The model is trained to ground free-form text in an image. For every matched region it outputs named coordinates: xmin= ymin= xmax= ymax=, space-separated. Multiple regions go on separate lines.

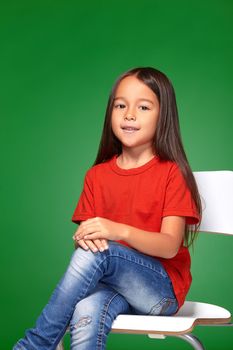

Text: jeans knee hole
xmin=149 ymin=298 xmax=177 ymax=316
xmin=72 ymin=316 xmax=92 ymax=329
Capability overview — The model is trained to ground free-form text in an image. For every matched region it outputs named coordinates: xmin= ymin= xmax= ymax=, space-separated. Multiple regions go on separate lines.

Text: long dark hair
xmin=94 ymin=66 xmax=202 ymax=247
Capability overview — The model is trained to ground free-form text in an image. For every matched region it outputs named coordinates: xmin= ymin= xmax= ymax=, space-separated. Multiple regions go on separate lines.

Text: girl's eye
xmin=114 ymin=104 xmax=150 ymax=110
xmin=114 ymin=104 xmax=125 ymax=109
xmin=139 ymin=105 xmax=150 ymax=111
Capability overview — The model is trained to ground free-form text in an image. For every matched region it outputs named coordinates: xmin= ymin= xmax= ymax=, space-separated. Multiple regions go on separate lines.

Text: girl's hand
xmin=73 ymin=217 xmax=124 ymax=242
xmin=73 ymin=221 xmax=109 ymax=253
xmin=75 ymin=238 xmax=109 ymax=253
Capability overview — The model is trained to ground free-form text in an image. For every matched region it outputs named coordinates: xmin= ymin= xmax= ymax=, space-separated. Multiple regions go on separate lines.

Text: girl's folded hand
xmin=75 ymin=237 xmax=109 ymax=253
xmin=73 ymin=217 xmax=125 ymax=242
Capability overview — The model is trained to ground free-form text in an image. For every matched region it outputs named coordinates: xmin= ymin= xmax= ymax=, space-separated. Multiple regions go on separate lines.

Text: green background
xmin=1 ymin=0 xmax=233 ymax=349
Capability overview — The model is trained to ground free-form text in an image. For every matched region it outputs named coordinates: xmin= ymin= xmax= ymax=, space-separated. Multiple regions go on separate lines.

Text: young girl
xmin=14 ymin=66 xmax=201 ymax=350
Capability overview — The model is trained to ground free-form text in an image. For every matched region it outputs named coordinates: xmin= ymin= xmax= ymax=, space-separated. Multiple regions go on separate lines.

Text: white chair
xmin=57 ymin=171 xmax=233 ymax=350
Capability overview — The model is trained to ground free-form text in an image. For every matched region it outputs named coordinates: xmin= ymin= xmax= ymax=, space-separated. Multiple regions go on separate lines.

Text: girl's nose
xmin=124 ymin=114 xmax=136 ymax=121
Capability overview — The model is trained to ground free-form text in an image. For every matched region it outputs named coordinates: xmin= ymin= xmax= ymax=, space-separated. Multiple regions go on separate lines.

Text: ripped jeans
xmin=13 ymin=241 xmax=178 ymax=350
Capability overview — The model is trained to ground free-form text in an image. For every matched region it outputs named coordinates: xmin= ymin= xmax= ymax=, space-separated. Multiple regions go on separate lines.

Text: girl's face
xmin=111 ymin=75 xmax=160 ymax=154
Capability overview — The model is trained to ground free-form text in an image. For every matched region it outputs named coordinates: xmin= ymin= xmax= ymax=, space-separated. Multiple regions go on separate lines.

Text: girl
xmin=14 ymin=66 xmax=201 ymax=350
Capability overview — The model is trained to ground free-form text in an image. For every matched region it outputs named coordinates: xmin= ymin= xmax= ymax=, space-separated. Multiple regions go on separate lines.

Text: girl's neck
xmin=117 ymin=147 xmax=156 ymax=169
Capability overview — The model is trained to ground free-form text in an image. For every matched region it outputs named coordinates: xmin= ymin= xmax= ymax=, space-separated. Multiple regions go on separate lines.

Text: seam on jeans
xmin=109 ymin=251 xmax=169 ymax=277
xmin=96 ymin=292 xmax=120 ymax=350
xmin=82 ymin=254 xmax=170 ymax=301
xmin=50 ymin=312 xmax=74 ymax=349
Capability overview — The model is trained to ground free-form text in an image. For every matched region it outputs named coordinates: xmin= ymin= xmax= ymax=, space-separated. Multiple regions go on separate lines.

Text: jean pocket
xmin=149 ymin=297 xmax=178 ymax=316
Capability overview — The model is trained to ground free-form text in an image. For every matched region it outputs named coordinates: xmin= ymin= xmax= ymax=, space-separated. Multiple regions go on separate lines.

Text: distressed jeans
xmin=13 ymin=241 xmax=178 ymax=350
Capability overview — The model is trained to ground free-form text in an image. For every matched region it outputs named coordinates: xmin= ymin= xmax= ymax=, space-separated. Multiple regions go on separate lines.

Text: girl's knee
xmin=69 ymin=296 xmax=100 ymax=342
xmin=70 ymin=246 xmax=96 ymax=268
xmin=68 ymin=241 xmax=130 ymax=277
xmin=70 ymin=285 xmax=116 ymax=333
xmin=70 ymin=311 xmax=95 ymax=349
xmin=69 ymin=286 xmax=130 ymax=348
xmin=71 ymin=294 xmax=97 ymax=323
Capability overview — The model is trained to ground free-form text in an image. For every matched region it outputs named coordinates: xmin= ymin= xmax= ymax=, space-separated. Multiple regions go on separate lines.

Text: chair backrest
xmin=193 ymin=171 xmax=233 ymax=235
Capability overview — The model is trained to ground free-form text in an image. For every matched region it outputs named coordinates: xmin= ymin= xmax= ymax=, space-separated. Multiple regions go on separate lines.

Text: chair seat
xmin=111 ymin=301 xmax=231 ymax=335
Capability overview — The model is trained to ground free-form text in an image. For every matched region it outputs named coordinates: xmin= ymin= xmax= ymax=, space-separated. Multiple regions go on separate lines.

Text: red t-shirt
xmin=71 ymin=155 xmax=200 ymax=309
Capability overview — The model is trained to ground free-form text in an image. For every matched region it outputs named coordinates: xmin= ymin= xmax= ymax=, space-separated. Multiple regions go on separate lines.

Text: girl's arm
xmin=73 ymin=216 xmax=185 ymax=259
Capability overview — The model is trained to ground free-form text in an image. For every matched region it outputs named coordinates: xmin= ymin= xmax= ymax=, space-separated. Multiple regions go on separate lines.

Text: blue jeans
xmin=13 ymin=241 xmax=178 ymax=350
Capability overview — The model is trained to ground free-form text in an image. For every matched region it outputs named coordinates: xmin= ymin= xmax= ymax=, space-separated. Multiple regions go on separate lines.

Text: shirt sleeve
xmin=162 ymin=164 xmax=200 ymax=225
xmin=71 ymin=168 xmax=95 ymax=224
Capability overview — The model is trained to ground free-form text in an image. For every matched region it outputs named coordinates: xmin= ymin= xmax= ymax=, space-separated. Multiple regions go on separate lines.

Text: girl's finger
xmin=76 ymin=224 xmax=99 ymax=240
xmin=73 ymin=225 xmax=83 ymax=240
xmin=72 ymin=224 xmax=88 ymax=240
xmin=76 ymin=239 xmax=89 ymax=250
xmin=100 ymin=239 xmax=109 ymax=250
xmin=92 ymin=239 xmax=108 ymax=252
xmin=84 ymin=239 xmax=100 ymax=253
xmin=83 ymin=232 xmax=102 ymax=241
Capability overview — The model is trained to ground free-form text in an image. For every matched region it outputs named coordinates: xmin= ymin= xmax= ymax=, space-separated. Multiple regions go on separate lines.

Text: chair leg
xmin=56 ymin=340 xmax=65 ymax=350
xmin=175 ymin=334 xmax=205 ymax=350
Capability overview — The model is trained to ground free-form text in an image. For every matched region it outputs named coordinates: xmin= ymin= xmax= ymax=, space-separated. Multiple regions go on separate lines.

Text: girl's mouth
xmin=121 ymin=126 xmax=140 ymax=133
